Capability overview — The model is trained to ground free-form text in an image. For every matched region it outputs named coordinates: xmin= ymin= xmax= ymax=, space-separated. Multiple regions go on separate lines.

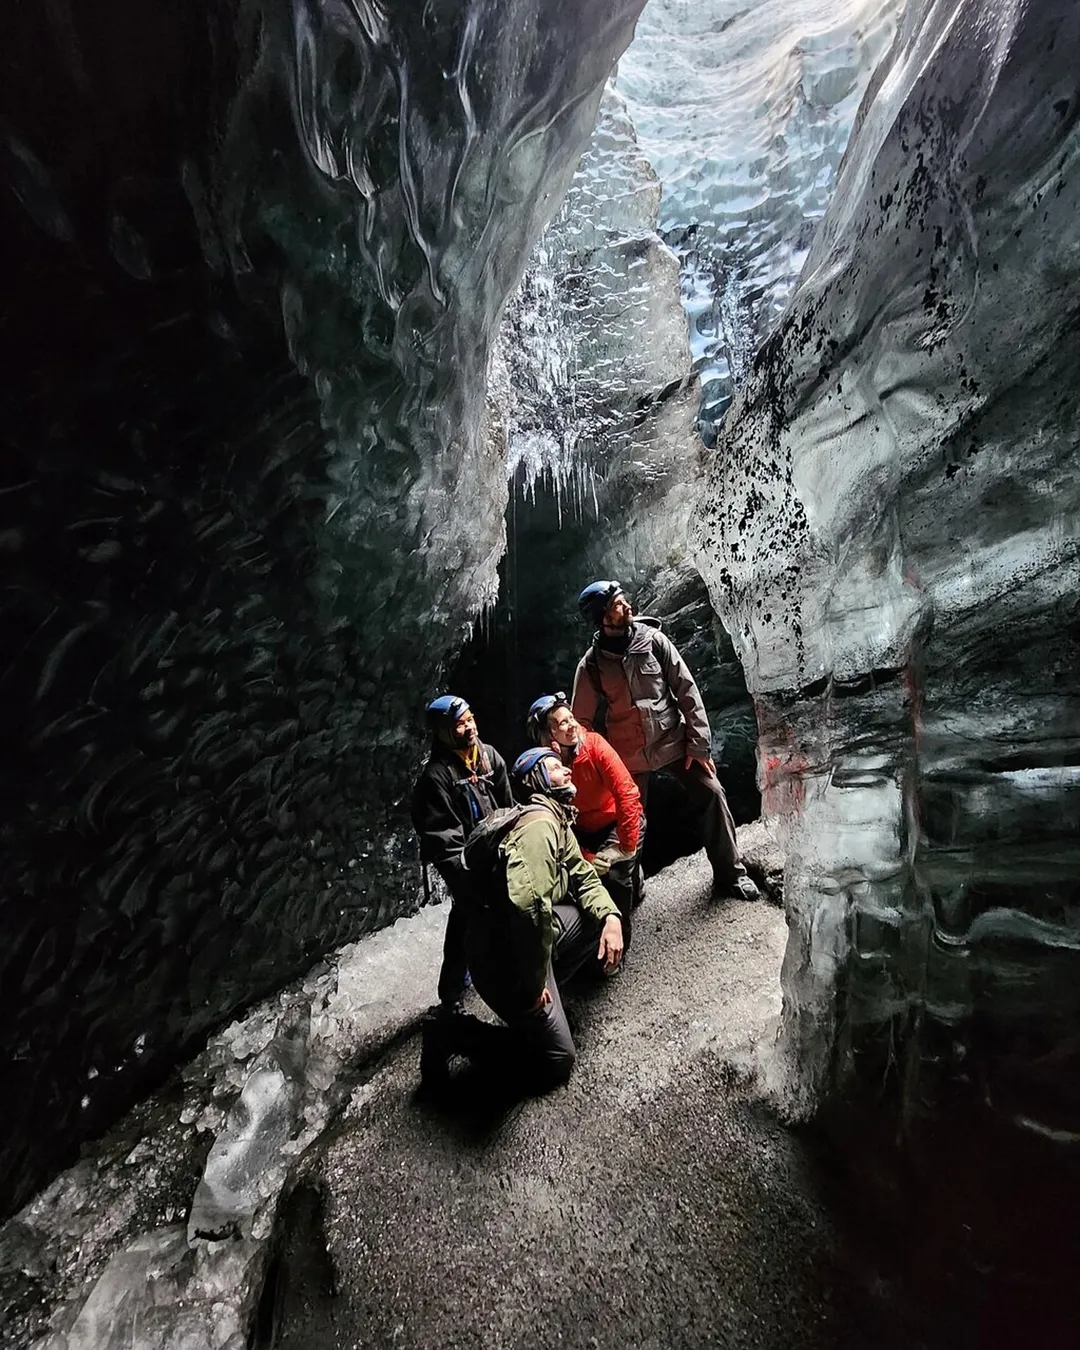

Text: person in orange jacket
xmin=526 ymin=691 xmax=643 ymax=952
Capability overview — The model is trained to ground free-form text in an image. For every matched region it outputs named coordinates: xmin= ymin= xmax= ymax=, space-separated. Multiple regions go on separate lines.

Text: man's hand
xmin=686 ymin=753 xmax=717 ymax=777
xmin=597 ymin=914 xmax=624 ymax=972
xmin=532 ymin=986 xmax=552 ymax=1011
xmin=591 ymin=845 xmax=635 ymax=877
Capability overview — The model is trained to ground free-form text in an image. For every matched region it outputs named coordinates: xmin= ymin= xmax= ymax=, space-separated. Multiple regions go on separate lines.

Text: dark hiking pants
xmin=633 ymin=759 xmax=745 ymax=886
xmin=459 ymin=903 xmax=601 ymax=1091
xmin=574 ymin=818 xmax=645 ymax=950
xmin=434 ymin=864 xmax=471 ymax=1006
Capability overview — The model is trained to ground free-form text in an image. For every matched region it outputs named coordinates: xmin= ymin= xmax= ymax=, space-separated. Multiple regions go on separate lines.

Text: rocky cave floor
xmin=1 ymin=826 xmax=1071 ymax=1350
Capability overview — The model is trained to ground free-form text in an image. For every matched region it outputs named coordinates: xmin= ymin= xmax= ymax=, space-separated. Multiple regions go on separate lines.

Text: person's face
xmin=601 ymin=592 xmax=632 ymax=635
xmin=547 ymin=706 xmax=580 ymax=749
xmin=544 ymin=759 xmax=573 ymax=790
xmin=452 ymin=709 xmax=478 ymax=748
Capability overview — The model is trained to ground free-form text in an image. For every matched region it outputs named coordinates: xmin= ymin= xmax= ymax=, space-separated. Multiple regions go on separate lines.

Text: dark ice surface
xmin=0 ymin=0 xmax=644 ymax=1216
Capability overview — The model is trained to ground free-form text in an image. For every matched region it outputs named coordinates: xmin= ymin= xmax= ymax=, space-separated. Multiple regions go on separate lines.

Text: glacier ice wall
xmin=0 ymin=0 xmax=644 ymax=1214
xmin=454 ymin=88 xmax=760 ymax=832
xmin=695 ymin=0 xmax=1080 ymax=1136
xmin=617 ymin=0 xmax=902 ymax=429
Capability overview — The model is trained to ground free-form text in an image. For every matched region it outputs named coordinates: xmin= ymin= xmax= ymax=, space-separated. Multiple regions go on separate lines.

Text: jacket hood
xmin=522 ymin=792 xmax=575 ymax=826
xmin=625 ymin=617 xmax=662 ymax=654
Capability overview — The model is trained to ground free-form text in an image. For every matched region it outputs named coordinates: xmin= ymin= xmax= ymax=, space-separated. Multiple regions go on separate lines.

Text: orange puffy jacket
xmin=569 ymin=729 xmax=642 ymax=855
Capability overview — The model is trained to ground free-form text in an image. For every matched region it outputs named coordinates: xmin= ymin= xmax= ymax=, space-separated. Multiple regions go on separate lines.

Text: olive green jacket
xmin=468 ymin=796 xmax=619 ymax=1014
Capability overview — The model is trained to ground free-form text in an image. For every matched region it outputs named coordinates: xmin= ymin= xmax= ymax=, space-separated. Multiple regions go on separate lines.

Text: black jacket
xmin=411 ymin=741 xmax=512 ymax=895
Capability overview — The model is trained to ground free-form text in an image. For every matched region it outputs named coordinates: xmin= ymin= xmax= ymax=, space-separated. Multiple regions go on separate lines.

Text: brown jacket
xmin=570 ymin=618 xmax=712 ymax=775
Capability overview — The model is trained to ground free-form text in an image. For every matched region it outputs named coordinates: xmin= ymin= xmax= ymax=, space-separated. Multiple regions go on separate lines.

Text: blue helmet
xmin=578 ymin=580 xmax=624 ymax=625
xmin=510 ymin=746 xmax=562 ymax=800
xmin=526 ymin=691 xmax=569 ymax=745
xmin=425 ymin=694 xmax=470 ymax=736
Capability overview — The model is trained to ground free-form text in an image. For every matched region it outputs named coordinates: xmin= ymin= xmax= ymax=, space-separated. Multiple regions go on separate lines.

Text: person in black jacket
xmin=411 ymin=694 xmax=513 ymax=1009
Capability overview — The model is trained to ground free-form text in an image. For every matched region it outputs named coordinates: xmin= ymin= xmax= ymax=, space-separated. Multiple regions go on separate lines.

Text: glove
xmin=592 ymin=845 xmax=635 ymax=877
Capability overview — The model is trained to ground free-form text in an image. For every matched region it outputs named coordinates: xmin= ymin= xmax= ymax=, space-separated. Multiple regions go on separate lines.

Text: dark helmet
xmin=525 ymin=691 xmax=569 ymax=746
xmin=578 ymin=579 xmax=624 ymax=626
xmin=425 ymin=694 xmax=470 ymax=737
xmin=510 ymin=746 xmax=565 ymax=802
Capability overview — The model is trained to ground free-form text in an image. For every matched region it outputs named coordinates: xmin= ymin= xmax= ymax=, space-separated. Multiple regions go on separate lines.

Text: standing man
xmin=571 ymin=580 xmax=760 ymax=901
xmin=526 ymin=692 xmax=643 ymax=949
xmin=411 ymin=694 xmax=512 ymax=1011
xmin=420 ymin=747 xmax=623 ymax=1094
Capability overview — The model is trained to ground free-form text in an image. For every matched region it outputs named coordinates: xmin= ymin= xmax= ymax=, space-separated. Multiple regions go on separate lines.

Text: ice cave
xmin=1 ymin=0 xmax=1077 ymax=1346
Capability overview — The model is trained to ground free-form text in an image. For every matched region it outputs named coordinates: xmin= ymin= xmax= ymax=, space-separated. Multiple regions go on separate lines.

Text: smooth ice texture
xmin=0 ymin=0 xmax=644 ymax=1213
xmin=694 ymin=0 xmax=1080 ymax=1131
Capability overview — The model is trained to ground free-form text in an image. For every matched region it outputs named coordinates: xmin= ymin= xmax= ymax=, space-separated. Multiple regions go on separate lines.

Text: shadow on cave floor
xmin=799 ymin=1098 xmax=1080 ymax=1350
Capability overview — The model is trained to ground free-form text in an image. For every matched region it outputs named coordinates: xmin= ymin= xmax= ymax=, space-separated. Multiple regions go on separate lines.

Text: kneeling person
xmin=421 ymin=747 xmax=623 ymax=1093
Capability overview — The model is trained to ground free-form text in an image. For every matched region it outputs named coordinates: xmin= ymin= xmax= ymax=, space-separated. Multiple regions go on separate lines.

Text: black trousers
xmin=574 ymin=818 xmax=644 ymax=949
xmin=633 ymin=758 xmax=745 ymax=885
xmin=460 ymin=903 xmax=601 ymax=1091
xmin=433 ymin=865 xmax=472 ymax=1006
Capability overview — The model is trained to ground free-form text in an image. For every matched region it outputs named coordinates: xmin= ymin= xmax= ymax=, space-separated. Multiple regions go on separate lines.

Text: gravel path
xmin=266 ymin=852 xmax=908 ymax=1350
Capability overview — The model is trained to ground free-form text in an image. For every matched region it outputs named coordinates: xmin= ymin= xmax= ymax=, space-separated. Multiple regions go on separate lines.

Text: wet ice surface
xmin=0 ymin=904 xmax=451 ymax=1349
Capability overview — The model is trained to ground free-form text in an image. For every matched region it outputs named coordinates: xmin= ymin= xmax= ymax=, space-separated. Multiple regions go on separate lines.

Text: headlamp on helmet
xmin=526 ymin=691 xmax=569 ymax=746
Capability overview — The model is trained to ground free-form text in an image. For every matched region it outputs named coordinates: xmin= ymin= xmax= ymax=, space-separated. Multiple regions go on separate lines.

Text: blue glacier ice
xmin=694 ymin=0 xmax=1080 ymax=1148
xmin=617 ymin=0 xmax=902 ymax=428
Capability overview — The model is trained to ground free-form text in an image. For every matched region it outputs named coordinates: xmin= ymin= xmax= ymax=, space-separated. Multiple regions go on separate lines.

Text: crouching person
xmin=420 ymin=747 xmax=623 ymax=1095
xmin=526 ymin=692 xmax=643 ymax=952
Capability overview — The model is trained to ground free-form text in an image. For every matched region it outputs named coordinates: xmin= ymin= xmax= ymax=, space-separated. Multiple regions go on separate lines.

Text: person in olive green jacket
xmin=420 ymin=747 xmax=623 ymax=1093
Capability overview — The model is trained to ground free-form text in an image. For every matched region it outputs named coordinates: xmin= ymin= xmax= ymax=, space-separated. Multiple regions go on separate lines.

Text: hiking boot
xmin=713 ymin=873 xmax=761 ymax=902
xmin=419 ymin=1019 xmax=450 ymax=1087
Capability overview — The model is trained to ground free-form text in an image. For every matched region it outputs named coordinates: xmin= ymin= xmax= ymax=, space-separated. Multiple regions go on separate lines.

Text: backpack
xmin=462 ymin=802 xmax=550 ymax=907
xmin=582 ymin=619 xmax=666 ymax=735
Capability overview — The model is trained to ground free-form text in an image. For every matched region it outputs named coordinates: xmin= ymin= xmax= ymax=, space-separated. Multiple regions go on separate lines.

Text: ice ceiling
xmin=0 ymin=0 xmax=1077 ymax=1218
xmin=617 ymin=0 xmax=901 ymax=427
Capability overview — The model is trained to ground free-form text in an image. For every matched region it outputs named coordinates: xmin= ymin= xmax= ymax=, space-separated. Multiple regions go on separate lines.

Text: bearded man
xmin=571 ymin=581 xmax=760 ymax=902
xmin=411 ymin=694 xmax=512 ymax=1010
